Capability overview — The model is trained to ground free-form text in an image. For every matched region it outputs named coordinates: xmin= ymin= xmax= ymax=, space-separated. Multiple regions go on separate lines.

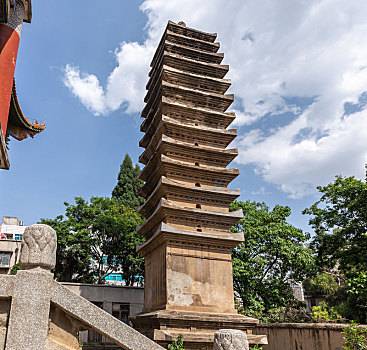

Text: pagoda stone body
xmin=133 ymin=21 xmax=263 ymax=349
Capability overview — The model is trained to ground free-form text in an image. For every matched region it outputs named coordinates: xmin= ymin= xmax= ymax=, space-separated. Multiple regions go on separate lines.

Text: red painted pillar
xmin=0 ymin=1 xmax=24 ymax=136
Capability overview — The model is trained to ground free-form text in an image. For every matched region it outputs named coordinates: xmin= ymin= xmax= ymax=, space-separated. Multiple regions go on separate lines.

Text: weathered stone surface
xmin=0 ymin=300 xmax=10 ymax=350
xmin=0 ymin=275 xmax=15 ymax=297
xmin=133 ymin=310 xmax=258 ymax=350
xmin=5 ymin=269 xmax=56 ymax=350
xmin=47 ymin=305 xmax=82 ymax=350
xmin=213 ymin=330 xmax=249 ymax=350
xmin=20 ymin=224 xmax=57 ymax=270
xmin=51 ymin=283 xmax=164 ymax=350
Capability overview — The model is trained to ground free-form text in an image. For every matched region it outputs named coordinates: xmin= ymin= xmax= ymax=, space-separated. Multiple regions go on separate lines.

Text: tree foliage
xmin=231 ymin=200 xmax=314 ymax=318
xmin=112 ymin=154 xmax=144 ymax=209
xmin=304 ymin=172 xmax=367 ymax=322
xmin=41 ymin=197 xmax=144 ymax=285
xmin=342 ymin=323 xmax=367 ymax=350
xmin=304 ymin=173 xmax=367 ymax=273
xmin=168 ymin=336 xmax=185 ymax=350
xmin=303 ymin=272 xmax=340 ymax=297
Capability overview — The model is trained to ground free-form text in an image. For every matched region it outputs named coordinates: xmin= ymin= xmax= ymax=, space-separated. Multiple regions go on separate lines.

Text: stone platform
xmin=133 ymin=310 xmax=267 ymax=349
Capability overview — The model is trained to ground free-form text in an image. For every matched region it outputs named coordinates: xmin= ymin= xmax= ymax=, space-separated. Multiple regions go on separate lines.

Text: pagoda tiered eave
xmin=166 ymin=21 xmax=217 ymax=43
xmin=151 ymin=22 xmax=219 ymax=70
xmin=150 ymin=39 xmax=224 ymax=70
xmin=137 ymin=223 xmax=244 ymax=256
xmin=150 ymin=52 xmax=229 ymax=81
xmin=146 ymin=65 xmax=231 ymax=97
xmin=142 ymin=81 xmax=234 ymax=118
xmin=139 ymin=176 xmax=240 ymax=218
xmin=139 ymin=115 xmax=236 ymax=149
xmin=140 ymin=155 xmax=239 ymax=197
xmin=164 ymin=29 xmax=220 ymax=53
xmin=137 ymin=198 xmax=243 ymax=238
xmin=139 ymin=134 xmax=238 ymax=167
xmin=141 ymin=98 xmax=236 ymax=132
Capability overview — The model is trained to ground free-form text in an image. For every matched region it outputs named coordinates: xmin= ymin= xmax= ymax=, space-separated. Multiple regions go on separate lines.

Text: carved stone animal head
xmin=20 ymin=224 xmax=57 ymax=270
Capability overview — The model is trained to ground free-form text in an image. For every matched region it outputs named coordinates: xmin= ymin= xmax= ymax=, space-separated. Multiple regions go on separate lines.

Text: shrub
xmin=168 ymin=335 xmax=184 ymax=350
xmin=311 ymin=301 xmax=342 ymax=322
xmin=342 ymin=323 xmax=367 ymax=350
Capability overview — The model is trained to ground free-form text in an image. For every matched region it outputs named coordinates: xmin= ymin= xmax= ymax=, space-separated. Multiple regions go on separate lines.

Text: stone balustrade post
xmin=5 ymin=224 xmax=57 ymax=350
xmin=213 ymin=329 xmax=249 ymax=350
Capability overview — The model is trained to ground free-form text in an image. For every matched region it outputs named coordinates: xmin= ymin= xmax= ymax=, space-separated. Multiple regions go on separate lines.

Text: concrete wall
xmin=0 ymin=239 xmax=22 ymax=274
xmin=254 ymin=323 xmax=367 ymax=350
xmin=62 ymin=282 xmax=144 ymax=317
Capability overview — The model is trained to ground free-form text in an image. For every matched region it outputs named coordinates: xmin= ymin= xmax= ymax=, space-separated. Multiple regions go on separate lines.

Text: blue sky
xmin=1 ymin=0 xmax=367 ymax=233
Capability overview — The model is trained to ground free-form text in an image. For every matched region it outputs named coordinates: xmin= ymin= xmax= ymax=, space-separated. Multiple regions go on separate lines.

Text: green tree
xmin=41 ymin=197 xmax=144 ymax=285
xmin=304 ymin=173 xmax=367 ymax=273
xmin=345 ymin=271 xmax=367 ymax=323
xmin=303 ymin=272 xmax=340 ymax=297
xmin=112 ymin=154 xmax=144 ymax=209
xmin=304 ymin=171 xmax=367 ymax=322
xmin=41 ymin=214 xmax=94 ymax=283
xmin=231 ymin=200 xmax=314 ymax=318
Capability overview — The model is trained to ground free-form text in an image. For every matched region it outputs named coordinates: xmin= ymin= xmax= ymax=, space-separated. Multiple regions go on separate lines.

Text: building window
xmin=14 ymin=234 xmax=23 ymax=241
xmin=112 ymin=303 xmax=130 ymax=324
xmin=0 ymin=252 xmax=11 ymax=267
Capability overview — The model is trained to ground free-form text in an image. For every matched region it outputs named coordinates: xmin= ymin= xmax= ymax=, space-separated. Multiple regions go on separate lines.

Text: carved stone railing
xmin=0 ymin=224 xmax=164 ymax=350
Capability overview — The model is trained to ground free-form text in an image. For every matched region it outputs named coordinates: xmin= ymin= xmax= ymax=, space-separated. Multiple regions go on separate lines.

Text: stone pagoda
xmin=133 ymin=21 xmax=264 ymax=349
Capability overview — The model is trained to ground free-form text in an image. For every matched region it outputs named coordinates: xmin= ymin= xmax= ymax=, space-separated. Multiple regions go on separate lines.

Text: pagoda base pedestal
xmin=132 ymin=310 xmax=267 ymax=349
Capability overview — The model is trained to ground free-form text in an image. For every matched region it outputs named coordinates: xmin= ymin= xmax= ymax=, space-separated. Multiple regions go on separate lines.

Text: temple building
xmin=0 ymin=0 xmax=45 ymax=169
xmin=133 ymin=21 xmax=266 ymax=349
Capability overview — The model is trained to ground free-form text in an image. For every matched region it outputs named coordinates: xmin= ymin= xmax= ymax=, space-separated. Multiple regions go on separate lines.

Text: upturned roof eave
xmin=8 ymin=80 xmax=45 ymax=141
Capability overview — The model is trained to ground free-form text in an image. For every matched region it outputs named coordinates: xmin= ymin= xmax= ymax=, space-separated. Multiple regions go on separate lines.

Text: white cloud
xmin=63 ymin=42 xmax=154 ymax=115
xmin=64 ymin=65 xmax=106 ymax=115
xmin=63 ymin=0 xmax=367 ymax=197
